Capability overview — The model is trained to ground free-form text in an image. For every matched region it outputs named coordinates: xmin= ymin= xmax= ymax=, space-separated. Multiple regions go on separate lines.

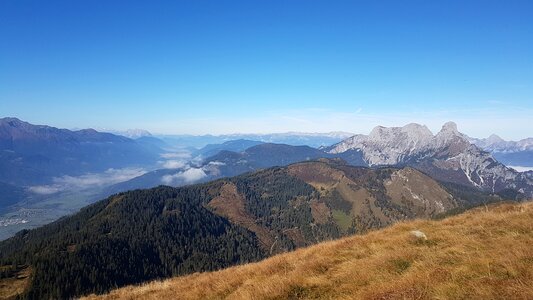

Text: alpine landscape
xmin=1 ymin=1 xmax=532 ymax=299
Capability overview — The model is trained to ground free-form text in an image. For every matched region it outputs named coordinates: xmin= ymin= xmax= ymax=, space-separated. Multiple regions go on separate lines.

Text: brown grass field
xmin=0 ymin=266 xmax=31 ymax=300
xmin=85 ymin=201 xmax=533 ymax=299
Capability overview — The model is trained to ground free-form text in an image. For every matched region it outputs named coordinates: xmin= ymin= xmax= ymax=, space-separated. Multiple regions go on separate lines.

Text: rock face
xmin=328 ymin=123 xmax=434 ymax=166
xmin=328 ymin=122 xmax=533 ymax=198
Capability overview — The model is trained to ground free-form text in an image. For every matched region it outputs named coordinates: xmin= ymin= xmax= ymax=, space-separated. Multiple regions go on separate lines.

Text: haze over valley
xmin=1 ymin=117 xmax=531 ymax=241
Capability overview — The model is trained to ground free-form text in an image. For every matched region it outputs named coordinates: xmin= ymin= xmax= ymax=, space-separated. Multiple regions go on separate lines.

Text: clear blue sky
xmin=1 ymin=0 xmax=532 ymax=139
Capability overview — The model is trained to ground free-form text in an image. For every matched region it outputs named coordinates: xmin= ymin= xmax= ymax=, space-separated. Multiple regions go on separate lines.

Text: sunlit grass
xmin=84 ymin=201 xmax=533 ymax=300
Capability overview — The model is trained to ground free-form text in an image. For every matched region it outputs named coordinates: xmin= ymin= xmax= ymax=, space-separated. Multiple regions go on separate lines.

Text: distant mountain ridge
xmin=468 ymin=134 xmax=533 ymax=153
xmin=467 ymin=134 xmax=533 ymax=168
xmin=106 ymin=125 xmax=531 ymax=200
xmin=102 ymin=143 xmax=337 ymax=196
xmin=194 ymin=139 xmax=264 ymax=158
xmin=327 ymin=122 xmax=533 ymax=198
xmin=95 ymin=128 xmax=153 ymax=139
xmin=0 ymin=117 xmax=161 ymax=186
xmin=157 ymin=131 xmax=354 ymax=148
xmin=204 ymin=143 xmax=334 ymax=175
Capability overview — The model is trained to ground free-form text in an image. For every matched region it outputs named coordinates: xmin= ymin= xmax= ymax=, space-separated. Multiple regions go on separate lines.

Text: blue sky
xmin=1 ymin=1 xmax=532 ymax=139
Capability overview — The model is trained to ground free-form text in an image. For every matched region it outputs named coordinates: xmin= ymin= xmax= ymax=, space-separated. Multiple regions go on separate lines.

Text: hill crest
xmin=84 ymin=201 xmax=533 ymax=300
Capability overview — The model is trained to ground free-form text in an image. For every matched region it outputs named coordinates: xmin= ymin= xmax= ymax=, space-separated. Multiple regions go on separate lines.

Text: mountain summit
xmin=328 ymin=122 xmax=533 ymax=197
xmin=328 ymin=121 xmax=465 ymax=166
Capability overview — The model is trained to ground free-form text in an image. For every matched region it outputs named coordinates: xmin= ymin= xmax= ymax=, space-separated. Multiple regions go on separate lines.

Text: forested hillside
xmin=86 ymin=201 xmax=533 ymax=300
xmin=0 ymin=160 xmax=505 ymax=299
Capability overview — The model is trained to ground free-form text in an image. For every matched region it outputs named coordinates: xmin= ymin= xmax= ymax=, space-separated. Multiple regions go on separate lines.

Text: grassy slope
xmin=85 ymin=201 xmax=533 ymax=300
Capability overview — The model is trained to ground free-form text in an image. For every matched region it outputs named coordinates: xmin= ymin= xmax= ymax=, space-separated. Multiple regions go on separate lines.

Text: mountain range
xmin=155 ymin=132 xmax=353 ymax=149
xmin=0 ymin=118 xmax=170 ymax=239
xmin=0 ymin=117 xmax=162 ymax=186
xmin=101 ymin=142 xmax=365 ymax=197
xmin=0 ymin=159 xmax=501 ymax=299
xmin=468 ymin=134 xmax=533 ymax=168
xmin=1 ymin=118 xmax=531 ymax=242
xmin=327 ymin=122 xmax=533 ymax=198
xmin=111 ymin=121 xmax=532 ymax=200
xmin=109 ymin=129 xmax=153 ymax=139
xmin=194 ymin=139 xmax=264 ymax=158
xmin=0 ymin=117 xmax=531 ymax=298
xmin=469 ymin=134 xmax=533 ymax=153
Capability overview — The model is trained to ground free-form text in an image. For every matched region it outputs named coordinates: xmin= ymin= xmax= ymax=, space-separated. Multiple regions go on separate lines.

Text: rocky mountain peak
xmin=368 ymin=123 xmax=433 ymax=142
xmin=439 ymin=121 xmax=459 ymax=135
xmin=328 ymin=121 xmax=532 ymax=198
xmin=0 ymin=117 xmax=28 ymax=129
xmin=401 ymin=123 xmax=433 ymax=139
xmin=486 ymin=134 xmax=505 ymax=144
xmin=368 ymin=125 xmax=386 ymax=137
xmin=435 ymin=121 xmax=467 ymax=146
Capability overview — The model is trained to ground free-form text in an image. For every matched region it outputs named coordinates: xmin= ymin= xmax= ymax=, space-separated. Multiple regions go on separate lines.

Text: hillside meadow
xmin=84 ymin=201 xmax=533 ymax=300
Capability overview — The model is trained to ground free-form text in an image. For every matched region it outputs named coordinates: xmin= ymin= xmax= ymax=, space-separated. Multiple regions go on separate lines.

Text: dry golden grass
xmin=208 ymin=183 xmax=275 ymax=250
xmin=84 ymin=202 xmax=533 ymax=300
xmin=0 ymin=266 xmax=31 ymax=300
